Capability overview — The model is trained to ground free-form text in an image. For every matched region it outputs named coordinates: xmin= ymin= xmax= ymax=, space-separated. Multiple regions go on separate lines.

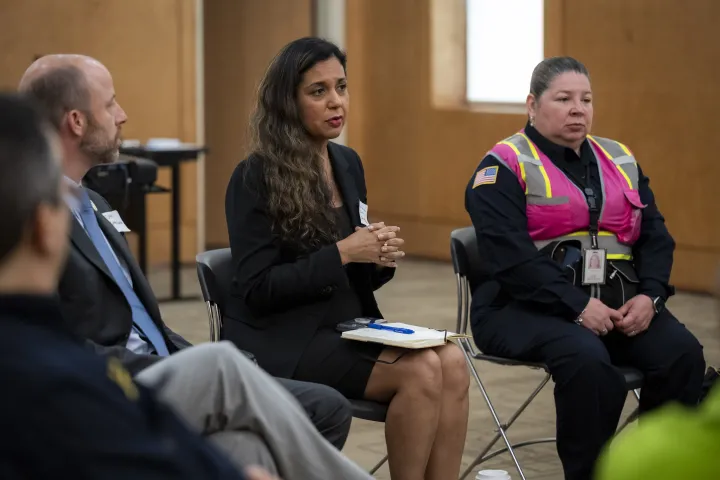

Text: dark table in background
xmin=120 ymin=144 xmax=207 ymax=302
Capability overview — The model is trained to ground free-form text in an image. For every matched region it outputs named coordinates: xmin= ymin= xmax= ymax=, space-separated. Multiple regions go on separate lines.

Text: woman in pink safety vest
xmin=464 ymin=56 xmax=705 ymax=480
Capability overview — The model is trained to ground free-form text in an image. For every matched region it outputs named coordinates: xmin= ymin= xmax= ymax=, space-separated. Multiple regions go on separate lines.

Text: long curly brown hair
xmin=248 ymin=37 xmax=347 ymax=249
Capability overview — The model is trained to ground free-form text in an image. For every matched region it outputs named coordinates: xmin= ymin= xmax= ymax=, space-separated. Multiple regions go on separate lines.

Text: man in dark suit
xmin=0 ymin=92 xmax=252 ymax=480
xmin=18 ymin=54 xmax=358 ymax=462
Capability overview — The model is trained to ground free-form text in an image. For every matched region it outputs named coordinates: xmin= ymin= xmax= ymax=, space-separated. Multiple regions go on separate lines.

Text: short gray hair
xmin=19 ymin=64 xmax=91 ymax=130
xmin=530 ymin=57 xmax=590 ymax=98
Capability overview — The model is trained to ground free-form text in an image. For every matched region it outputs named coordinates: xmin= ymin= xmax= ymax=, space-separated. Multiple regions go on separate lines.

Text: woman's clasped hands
xmin=337 ymin=221 xmax=406 ymax=267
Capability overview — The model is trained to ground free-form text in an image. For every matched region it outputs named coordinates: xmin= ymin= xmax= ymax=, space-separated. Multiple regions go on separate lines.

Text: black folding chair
xmin=195 ymin=249 xmax=233 ymax=343
xmin=195 ymin=248 xmax=389 ymax=474
xmin=450 ymin=227 xmax=642 ymax=480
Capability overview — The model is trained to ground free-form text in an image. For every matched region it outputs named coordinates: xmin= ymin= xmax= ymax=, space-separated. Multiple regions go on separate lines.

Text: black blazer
xmin=58 ymin=188 xmax=191 ymax=375
xmin=224 ymin=142 xmax=395 ymax=378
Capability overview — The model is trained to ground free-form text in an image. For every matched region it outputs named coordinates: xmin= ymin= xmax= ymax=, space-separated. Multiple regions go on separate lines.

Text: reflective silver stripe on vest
xmin=534 ymin=233 xmax=633 ymax=257
xmin=494 ymin=133 xmax=637 ymax=260
xmin=500 ymin=134 xmax=552 ymax=201
xmin=487 ymin=151 xmax=513 ymax=172
xmin=488 ymin=151 xmax=569 ymax=204
xmin=588 ymin=135 xmax=640 ymax=190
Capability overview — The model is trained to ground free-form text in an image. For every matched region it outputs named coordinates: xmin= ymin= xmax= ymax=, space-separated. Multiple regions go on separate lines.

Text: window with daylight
xmin=466 ymin=0 xmax=544 ymax=105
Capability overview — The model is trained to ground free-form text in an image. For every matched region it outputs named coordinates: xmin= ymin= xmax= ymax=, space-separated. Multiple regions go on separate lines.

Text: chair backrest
xmin=450 ymin=226 xmax=484 ymax=291
xmin=195 ymin=248 xmax=234 ymax=311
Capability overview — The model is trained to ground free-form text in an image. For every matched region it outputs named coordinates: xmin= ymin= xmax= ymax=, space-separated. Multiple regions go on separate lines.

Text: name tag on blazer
xmin=102 ymin=210 xmax=131 ymax=233
xmin=359 ymin=201 xmax=369 ymax=226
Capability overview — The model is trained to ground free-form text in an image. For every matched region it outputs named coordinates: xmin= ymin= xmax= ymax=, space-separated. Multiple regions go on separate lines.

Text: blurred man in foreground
xmin=0 ymin=92 xmax=262 ymax=479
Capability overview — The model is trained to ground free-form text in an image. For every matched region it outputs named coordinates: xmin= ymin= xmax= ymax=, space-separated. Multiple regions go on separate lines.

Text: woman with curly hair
xmin=223 ymin=37 xmax=469 ymax=480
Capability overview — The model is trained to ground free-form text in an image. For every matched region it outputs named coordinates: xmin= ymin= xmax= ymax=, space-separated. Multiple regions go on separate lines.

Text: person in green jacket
xmin=595 ymin=370 xmax=720 ymax=478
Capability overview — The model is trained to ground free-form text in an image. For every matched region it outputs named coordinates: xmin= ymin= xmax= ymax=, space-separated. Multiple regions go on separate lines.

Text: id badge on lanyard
xmin=580 ymin=163 xmax=606 ymax=286
xmin=582 ymin=246 xmax=607 ymax=285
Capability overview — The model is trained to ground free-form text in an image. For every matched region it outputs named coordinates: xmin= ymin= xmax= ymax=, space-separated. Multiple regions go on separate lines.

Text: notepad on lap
xmin=341 ymin=323 xmax=467 ymax=349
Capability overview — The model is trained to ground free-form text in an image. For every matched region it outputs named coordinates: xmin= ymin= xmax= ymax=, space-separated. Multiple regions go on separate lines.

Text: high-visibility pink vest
xmin=487 ymin=131 xmax=645 ymax=260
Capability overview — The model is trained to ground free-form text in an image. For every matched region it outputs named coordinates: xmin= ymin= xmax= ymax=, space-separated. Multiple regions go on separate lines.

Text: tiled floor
xmin=150 ymin=260 xmax=720 ymax=480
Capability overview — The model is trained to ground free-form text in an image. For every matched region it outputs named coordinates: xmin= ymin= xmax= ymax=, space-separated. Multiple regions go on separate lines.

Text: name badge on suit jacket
xmin=102 ymin=210 xmax=131 ymax=233
xmin=359 ymin=201 xmax=369 ymax=226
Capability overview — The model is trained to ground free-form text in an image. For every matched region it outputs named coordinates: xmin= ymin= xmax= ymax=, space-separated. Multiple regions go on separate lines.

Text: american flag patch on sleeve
xmin=472 ymin=166 xmax=498 ymax=188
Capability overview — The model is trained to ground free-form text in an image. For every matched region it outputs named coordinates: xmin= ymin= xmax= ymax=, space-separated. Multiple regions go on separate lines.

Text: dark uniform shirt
xmin=465 ymin=124 xmax=675 ymax=321
xmin=0 ymin=294 xmax=245 ymax=480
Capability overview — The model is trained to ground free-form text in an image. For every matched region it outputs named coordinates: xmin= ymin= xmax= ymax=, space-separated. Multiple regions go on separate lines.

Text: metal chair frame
xmin=195 ymin=251 xmax=226 ymax=343
xmin=450 ymin=227 xmax=642 ymax=480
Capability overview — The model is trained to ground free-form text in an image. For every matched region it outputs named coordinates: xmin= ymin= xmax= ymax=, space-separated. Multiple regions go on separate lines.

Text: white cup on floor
xmin=476 ymin=470 xmax=511 ymax=480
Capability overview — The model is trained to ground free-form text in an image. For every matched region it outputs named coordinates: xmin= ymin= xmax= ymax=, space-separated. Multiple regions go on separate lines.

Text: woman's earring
xmin=529 ymin=116 xmax=535 ymax=127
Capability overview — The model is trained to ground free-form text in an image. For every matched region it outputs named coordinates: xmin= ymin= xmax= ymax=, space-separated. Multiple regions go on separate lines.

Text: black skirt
xmin=293 ymin=325 xmax=384 ymax=399
xmin=291 ymin=205 xmax=384 ymax=399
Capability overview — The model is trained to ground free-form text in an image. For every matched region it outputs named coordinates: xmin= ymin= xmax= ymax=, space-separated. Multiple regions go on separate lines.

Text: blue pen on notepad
xmin=367 ymin=323 xmax=415 ymax=335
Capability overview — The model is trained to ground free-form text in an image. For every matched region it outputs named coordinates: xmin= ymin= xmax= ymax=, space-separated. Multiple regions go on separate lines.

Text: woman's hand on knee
xmin=578 ymin=298 xmax=621 ymax=336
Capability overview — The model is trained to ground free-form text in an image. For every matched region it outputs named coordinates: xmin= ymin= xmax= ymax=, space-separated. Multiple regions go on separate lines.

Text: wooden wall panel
xmin=203 ymin=0 xmax=313 ymax=247
xmin=346 ymin=0 xmax=524 ymax=259
xmin=562 ymin=0 xmax=720 ymax=291
xmin=0 ymin=0 xmax=198 ymax=266
xmin=346 ymin=0 xmax=719 ymax=292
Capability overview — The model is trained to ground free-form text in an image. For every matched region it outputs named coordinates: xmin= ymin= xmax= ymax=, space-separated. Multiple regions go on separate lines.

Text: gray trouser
xmin=135 ymin=341 xmax=371 ymax=480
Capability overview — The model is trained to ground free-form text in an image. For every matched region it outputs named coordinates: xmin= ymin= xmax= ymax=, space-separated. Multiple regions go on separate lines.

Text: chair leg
xmin=459 ymin=339 xmax=551 ymax=480
xmin=369 ymin=454 xmax=388 ymax=475
xmin=616 ymin=388 xmax=642 ymax=434
xmin=210 ymin=304 xmax=222 ymax=342
xmin=205 ymin=301 xmax=215 ymax=342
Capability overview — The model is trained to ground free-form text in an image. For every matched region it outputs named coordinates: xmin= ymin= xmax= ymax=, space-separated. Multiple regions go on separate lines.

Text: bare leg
xmin=425 ymin=344 xmax=470 ymax=480
xmin=363 ymin=348 xmax=443 ymax=480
